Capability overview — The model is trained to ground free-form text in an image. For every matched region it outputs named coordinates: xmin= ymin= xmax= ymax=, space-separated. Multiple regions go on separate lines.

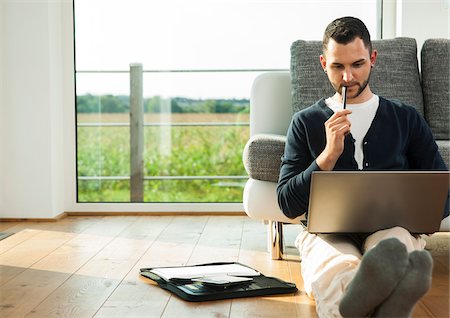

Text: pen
xmin=342 ymin=86 xmax=347 ymax=110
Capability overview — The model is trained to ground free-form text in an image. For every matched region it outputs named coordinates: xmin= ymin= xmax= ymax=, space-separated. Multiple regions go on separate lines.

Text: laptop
xmin=306 ymin=171 xmax=450 ymax=234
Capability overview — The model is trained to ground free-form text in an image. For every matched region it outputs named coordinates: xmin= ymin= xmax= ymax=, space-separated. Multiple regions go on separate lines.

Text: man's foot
xmin=374 ymin=250 xmax=433 ymax=317
xmin=339 ymin=238 xmax=409 ymax=317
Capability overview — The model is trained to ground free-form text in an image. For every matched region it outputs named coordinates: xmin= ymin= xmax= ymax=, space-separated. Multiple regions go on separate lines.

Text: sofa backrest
xmin=290 ymin=37 xmax=424 ymax=115
xmin=421 ymin=38 xmax=450 ymax=140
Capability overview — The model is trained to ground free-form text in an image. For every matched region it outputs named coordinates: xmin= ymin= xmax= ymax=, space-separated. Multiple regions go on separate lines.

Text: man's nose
xmin=342 ymin=68 xmax=353 ymax=82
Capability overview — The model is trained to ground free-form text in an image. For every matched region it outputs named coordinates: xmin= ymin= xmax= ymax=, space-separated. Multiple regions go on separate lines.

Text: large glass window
xmin=74 ymin=0 xmax=379 ymax=203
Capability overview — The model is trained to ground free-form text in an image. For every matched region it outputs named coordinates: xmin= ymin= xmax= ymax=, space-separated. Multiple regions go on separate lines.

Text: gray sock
xmin=374 ymin=250 xmax=433 ymax=318
xmin=339 ymin=238 xmax=409 ymax=318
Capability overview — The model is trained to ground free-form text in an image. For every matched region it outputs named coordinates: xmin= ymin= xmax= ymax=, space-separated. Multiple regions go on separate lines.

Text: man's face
xmin=320 ymin=37 xmax=377 ymax=103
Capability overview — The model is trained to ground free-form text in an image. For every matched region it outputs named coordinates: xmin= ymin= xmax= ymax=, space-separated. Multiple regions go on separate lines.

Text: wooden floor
xmin=0 ymin=216 xmax=448 ymax=318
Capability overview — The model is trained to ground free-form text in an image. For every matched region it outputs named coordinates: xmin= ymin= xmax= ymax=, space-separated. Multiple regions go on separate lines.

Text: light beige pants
xmin=295 ymin=227 xmax=426 ymax=318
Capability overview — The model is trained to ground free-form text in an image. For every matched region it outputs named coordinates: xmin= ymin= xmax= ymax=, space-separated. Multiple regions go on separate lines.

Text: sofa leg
xmin=268 ymin=220 xmax=283 ymax=260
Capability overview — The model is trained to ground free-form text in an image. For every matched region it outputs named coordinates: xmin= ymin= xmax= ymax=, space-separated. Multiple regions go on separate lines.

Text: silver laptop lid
xmin=307 ymin=171 xmax=449 ymax=234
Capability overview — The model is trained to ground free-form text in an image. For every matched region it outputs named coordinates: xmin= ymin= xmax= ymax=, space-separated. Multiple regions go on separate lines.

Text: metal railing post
xmin=130 ymin=63 xmax=144 ymax=202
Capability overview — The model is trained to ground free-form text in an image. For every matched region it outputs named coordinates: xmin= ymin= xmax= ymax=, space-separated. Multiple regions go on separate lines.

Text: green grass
xmin=77 ymin=117 xmax=249 ymax=202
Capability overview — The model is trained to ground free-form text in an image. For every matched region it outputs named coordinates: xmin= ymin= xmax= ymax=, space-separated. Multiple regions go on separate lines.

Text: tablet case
xmin=140 ymin=262 xmax=297 ymax=302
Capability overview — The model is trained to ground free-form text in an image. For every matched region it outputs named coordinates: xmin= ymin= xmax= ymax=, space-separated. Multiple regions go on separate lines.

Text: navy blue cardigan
xmin=277 ymin=97 xmax=450 ymax=219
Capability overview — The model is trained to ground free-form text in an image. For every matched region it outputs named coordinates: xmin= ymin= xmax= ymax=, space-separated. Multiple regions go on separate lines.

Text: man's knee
xmin=365 ymin=226 xmax=425 ymax=252
xmin=385 ymin=226 xmax=410 ymax=237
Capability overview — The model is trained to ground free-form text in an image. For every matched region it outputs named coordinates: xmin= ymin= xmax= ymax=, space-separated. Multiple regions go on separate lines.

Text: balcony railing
xmin=76 ymin=65 xmax=288 ymax=202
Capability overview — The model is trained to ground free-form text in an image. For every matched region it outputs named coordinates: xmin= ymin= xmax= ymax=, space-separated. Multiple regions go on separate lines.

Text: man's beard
xmin=335 ymin=70 xmax=372 ymax=99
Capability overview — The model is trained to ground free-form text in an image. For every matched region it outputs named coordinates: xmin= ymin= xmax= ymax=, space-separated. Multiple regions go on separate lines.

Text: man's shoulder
xmin=379 ymin=96 xmax=420 ymax=114
xmin=292 ymin=99 xmax=330 ymax=121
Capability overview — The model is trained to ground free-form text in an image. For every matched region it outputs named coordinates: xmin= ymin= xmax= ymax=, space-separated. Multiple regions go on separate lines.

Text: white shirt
xmin=325 ymin=94 xmax=379 ymax=169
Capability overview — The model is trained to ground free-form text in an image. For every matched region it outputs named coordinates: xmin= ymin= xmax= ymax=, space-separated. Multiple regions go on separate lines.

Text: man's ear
xmin=320 ymin=55 xmax=327 ymax=72
xmin=370 ymin=49 xmax=378 ymax=67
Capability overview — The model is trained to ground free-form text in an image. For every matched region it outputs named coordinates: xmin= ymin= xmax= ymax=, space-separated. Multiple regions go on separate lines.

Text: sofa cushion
xmin=291 ymin=38 xmax=423 ymax=115
xmin=436 ymin=140 xmax=450 ymax=169
xmin=421 ymin=39 xmax=450 ymax=140
xmin=243 ymin=134 xmax=286 ymax=182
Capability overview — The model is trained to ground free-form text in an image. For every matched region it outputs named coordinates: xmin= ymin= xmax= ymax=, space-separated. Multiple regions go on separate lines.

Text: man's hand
xmin=316 ymin=109 xmax=352 ymax=171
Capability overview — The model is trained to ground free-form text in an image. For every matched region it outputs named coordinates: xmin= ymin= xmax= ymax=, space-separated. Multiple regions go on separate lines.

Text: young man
xmin=277 ymin=17 xmax=449 ymax=317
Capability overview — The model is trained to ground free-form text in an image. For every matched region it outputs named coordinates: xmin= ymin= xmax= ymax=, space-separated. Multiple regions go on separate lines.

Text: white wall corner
xmin=0 ymin=0 xmax=71 ymax=219
xmin=0 ymin=1 xmax=5 ymax=214
xmin=381 ymin=0 xmax=397 ymax=39
xmin=61 ymin=0 xmax=77 ymax=215
xmin=395 ymin=0 xmax=450 ymax=50
xmin=396 ymin=0 xmax=403 ymax=37
xmin=48 ymin=0 xmax=68 ymax=218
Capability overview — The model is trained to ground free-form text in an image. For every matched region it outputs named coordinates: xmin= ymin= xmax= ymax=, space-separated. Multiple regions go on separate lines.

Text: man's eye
xmin=332 ymin=65 xmax=343 ymax=69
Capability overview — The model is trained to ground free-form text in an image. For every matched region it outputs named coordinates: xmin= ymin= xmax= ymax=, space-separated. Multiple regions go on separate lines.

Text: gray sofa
xmin=243 ymin=38 xmax=450 ymax=259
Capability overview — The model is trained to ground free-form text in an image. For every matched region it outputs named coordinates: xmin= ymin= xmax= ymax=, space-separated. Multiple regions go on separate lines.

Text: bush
xmin=77 ymin=114 xmax=249 ymax=202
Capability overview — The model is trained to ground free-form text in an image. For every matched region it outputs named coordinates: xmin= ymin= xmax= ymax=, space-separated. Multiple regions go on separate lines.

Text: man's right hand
xmin=316 ymin=109 xmax=352 ymax=171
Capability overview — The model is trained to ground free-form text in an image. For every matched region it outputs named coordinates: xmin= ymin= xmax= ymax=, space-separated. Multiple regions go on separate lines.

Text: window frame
xmin=67 ymin=0 xmax=382 ymax=213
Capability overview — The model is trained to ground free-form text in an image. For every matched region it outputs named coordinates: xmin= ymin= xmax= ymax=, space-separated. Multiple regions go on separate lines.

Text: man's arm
xmin=407 ymin=110 xmax=448 ymax=171
xmin=316 ymin=109 xmax=352 ymax=170
xmin=276 ymin=114 xmax=317 ymax=219
xmin=277 ymin=109 xmax=352 ymax=218
xmin=407 ymin=109 xmax=449 ymax=219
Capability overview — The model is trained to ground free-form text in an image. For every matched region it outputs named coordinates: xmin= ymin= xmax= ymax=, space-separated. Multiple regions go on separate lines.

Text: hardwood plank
xmin=0 ymin=216 xmax=139 ymax=317
xmin=93 ymin=279 xmax=172 ymax=318
xmin=0 ymin=229 xmax=41 ymax=254
xmin=229 ymin=218 xmax=300 ymax=318
xmin=1 ymin=217 xmax=102 ymax=236
xmin=138 ymin=215 xmax=210 ymax=266
xmin=78 ymin=216 xmax=190 ymax=318
xmin=25 ymin=217 xmax=147 ymax=317
xmin=0 ymin=230 xmax=76 ymax=274
xmin=95 ymin=216 xmax=209 ymax=318
xmin=0 ymin=232 xmax=112 ymax=287
xmin=44 ymin=216 xmax=105 ymax=235
xmin=0 ymin=221 xmax=21 ymax=231
xmin=79 ymin=216 xmax=139 ymax=236
xmin=288 ymin=260 xmax=318 ymax=318
xmin=417 ymin=254 xmax=450 ymax=318
xmin=412 ymin=302 xmax=435 ymax=318
xmin=160 ymin=216 xmax=245 ymax=318
xmin=414 ymin=233 xmax=450 ymax=318
xmin=0 ymin=230 xmax=115 ymax=317
xmin=0 ymin=217 xmax=131 ymax=284
xmin=30 ymin=233 xmax=114 ymax=274
xmin=0 ymin=221 xmax=57 ymax=233
xmin=187 ymin=215 xmax=244 ymax=264
xmin=0 ymin=268 xmax=71 ymax=318
xmin=0 ymin=265 xmax=27 ymax=288
xmin=0 ymin=216 xmax=447 ymax=318
xmin=282 ymin=224 xmax=318 ymax=317
xmin=163 ymin=297 xmax=231 ymax=318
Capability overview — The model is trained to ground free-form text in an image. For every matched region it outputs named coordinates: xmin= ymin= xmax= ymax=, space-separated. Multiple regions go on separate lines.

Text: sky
xmin=74 ymin=0 xmax=378 ymax=99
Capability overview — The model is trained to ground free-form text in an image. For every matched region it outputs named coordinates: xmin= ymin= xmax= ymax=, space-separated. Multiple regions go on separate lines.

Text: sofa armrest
xmin=436 ymin=140 xmax=450 ymax=168
xmin=243 ymin=178 xmax=304 ymax=223
xmin=243 ymin=134 xmax=286 ymax=183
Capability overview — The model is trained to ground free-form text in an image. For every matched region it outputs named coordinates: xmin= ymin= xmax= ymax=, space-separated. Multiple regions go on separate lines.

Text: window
xmin=74 ymin=0 xmax=379 ymax=203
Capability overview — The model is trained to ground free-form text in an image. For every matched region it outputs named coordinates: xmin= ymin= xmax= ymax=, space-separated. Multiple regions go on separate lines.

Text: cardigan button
xmin=365 ymin=162 xmax=369 ymax=167
xmin=364 ymin=141 xmax=368 ymax=145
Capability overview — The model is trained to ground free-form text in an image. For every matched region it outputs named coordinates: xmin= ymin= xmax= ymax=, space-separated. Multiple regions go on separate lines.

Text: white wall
xmin=383 ymin=0 xmax=449 ymax=47
xmin=397 ymin=0 xmax=449 ymax=49
xmin=0 ymin=1 xmax=4 ymax=209
xmin=0 ymin=0 xmax=448 ymax=219
xmin=0 ymin=1 xmax=73 ymax=219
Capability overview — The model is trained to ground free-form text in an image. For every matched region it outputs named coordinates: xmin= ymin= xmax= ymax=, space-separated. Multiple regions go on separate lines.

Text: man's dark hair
xmin=323 ymin=16 xmax=372 ymax=54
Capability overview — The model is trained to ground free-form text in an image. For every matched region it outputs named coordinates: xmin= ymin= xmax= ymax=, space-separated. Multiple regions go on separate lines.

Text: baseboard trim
xmin=0 ymin=211 xmax=247 ymax=221
xmin=0 ymin=212 xmax=68 ymax=222
xmin=66 ymin=211 xmax=247 ymax=216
